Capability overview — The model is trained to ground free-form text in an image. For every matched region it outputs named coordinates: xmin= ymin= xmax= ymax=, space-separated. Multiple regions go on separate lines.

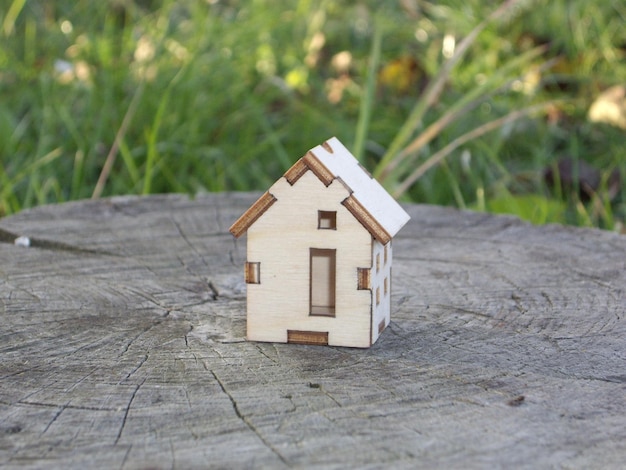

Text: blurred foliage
xmin=0 ymin=0 xmax=624 ymax=230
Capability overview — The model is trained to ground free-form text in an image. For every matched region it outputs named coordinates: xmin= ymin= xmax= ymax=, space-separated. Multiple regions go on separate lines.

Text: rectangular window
xmin=318 ymin=211 xmax=337 ymax=230
xmin=245 ymin=262 xmax=260 ymax=284
xmin=357 ymin=268 xmax=370 ymax=290
xmin=384 ymin=245 xmax=388 ymax=266
xmin=376 ymin=287 xmax=380 ymax=306
xmin=376 ymin=253 xmax=380 ymax=272
xmin=378 ymin=319 xmax=386 ymax=334
xmin=310 ymin=249 xmax=336 ymax=316
xmin=384 ymin=277 xmax=388 ymax=296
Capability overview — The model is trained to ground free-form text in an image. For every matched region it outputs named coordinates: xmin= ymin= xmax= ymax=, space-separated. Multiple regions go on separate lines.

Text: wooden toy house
xmin=229 ymin=137 xmax=410 ymax=347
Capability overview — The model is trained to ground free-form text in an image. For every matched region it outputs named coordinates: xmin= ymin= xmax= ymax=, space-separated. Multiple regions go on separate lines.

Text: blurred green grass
xmin=0 ymin=0 xmax=624 ymax=230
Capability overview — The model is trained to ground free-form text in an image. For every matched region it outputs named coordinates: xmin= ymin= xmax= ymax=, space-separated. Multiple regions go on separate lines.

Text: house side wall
xmin=370 ymin=240 xmax=392 ymax=344
xmin=246 ymin=171 xmax=373 ymax=348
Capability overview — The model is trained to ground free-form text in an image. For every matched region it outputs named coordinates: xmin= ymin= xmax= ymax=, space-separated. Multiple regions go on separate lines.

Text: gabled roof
xmin=229 ymin=137 xmax=410 ymax=244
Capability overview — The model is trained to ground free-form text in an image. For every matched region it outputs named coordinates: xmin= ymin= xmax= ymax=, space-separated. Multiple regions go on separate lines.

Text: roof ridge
xmin=229 ymin=137 xmax=409 ymax=239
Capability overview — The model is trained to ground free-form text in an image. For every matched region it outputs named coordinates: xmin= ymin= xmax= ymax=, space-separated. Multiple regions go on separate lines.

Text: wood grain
xmin=1 ymin=193 xmax=625 ymax=468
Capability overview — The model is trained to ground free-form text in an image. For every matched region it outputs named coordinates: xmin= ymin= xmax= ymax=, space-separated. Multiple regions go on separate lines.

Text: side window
xmin=357 ymin=268 xmax=370 ymax=290
xmin=318 ymin=211 xmax=337 ymax=230
xmin=245 ymin=262 xmax=260 ymax=284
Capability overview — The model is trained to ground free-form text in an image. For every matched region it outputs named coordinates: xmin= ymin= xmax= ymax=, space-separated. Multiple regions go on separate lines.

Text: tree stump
xmin=1 ymin=193 xmax=624 ymax=468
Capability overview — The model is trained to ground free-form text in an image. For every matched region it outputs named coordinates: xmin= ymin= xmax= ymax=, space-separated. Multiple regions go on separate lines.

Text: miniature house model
xmin=229 ymin=137 xmax=410 ymax=348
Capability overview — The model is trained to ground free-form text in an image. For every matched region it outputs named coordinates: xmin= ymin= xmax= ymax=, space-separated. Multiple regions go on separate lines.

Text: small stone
xmin=14 ymin=236 xmax=30 ymax=247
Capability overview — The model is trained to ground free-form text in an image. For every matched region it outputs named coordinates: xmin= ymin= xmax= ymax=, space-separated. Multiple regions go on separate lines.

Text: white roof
xmin=311 ymin=137 xmax=410 ymax=239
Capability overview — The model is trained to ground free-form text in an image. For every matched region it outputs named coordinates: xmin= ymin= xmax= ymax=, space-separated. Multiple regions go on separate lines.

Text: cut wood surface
xmin=1 ymin=193 xmax=624 ymax=469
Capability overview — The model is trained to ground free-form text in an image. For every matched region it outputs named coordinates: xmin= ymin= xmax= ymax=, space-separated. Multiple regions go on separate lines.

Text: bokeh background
xmin=1 ymin=0 xmax=624 ymax=229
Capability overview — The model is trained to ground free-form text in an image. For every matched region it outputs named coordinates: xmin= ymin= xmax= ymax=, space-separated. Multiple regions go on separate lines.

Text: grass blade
xmin=2 ymin=0 xmax=27 ymax=37
xmin=353 ymin=22 xmax=382 ymax=162
xmin=92 ymin=85 xmax=144 ymax=199
xmin=375 ymin=0 xmax=523 ymax=182
xmin=387 ymin=49 xmax=554 ymax=182
xmin=392 ymin=101 xmax=559 ymax=198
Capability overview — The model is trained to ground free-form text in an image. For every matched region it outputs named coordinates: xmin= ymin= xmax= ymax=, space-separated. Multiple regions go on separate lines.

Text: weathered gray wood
xmin=0 ymin=193 xmax=624 ymax=469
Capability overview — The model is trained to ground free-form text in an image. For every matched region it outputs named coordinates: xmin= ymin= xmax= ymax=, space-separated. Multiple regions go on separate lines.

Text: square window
xmin=318 ymin=211 xmax=337 ymax=230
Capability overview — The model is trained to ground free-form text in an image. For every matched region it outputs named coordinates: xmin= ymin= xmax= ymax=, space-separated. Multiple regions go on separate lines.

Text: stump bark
xmin=1 ymin=193 xmax=624 ymax=469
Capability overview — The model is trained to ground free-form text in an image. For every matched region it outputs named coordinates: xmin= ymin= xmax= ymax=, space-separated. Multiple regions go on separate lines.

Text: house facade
xmin=229 ymin=137 xmax=410 ymax=348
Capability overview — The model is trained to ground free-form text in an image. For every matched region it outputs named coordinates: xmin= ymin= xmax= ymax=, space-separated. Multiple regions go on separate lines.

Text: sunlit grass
xmin=0 ymin=0 xmax=623 ymax=231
